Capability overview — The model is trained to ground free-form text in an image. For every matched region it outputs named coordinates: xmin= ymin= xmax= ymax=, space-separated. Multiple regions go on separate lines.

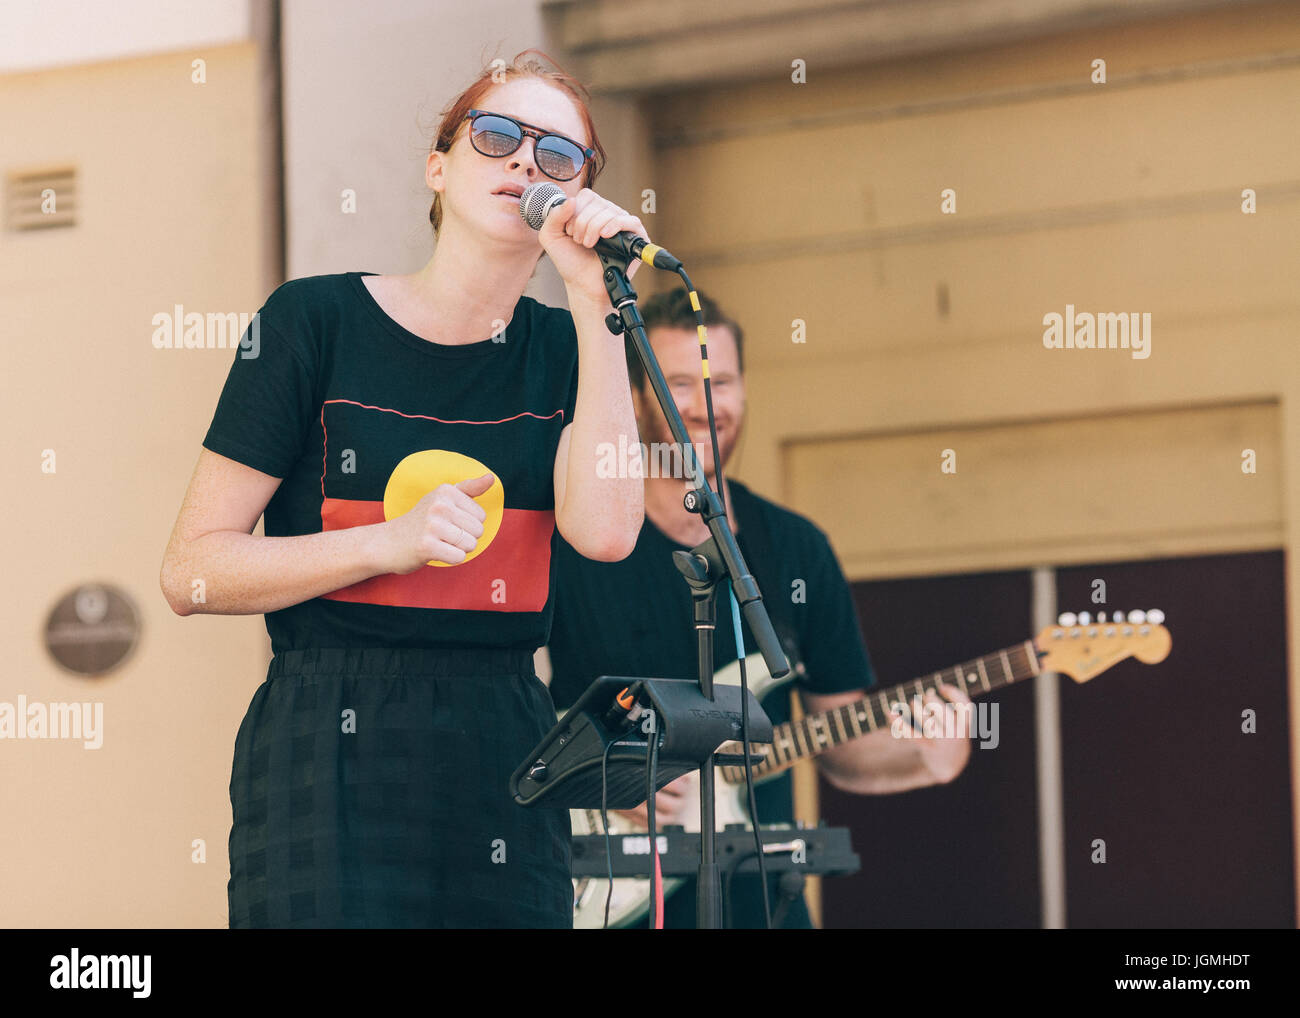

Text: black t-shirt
xmin=547 ymin=479 xmax=877 ymax=927
xmin=201 ymin=271 xmax=580 ymax=655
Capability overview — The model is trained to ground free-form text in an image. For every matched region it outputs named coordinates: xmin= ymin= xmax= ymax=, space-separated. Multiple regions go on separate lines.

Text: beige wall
xmin=644 ymin=1 xmax=1300 ymax=920
xmin=0 ymin=43 xmax=270 ymax=926
xmin=0 ymin=0 xmax=252 ymax=74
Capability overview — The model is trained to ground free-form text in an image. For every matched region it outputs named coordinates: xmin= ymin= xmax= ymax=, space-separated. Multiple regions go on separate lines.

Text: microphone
xmin=519 ymin=182 xmax=683 ymax=271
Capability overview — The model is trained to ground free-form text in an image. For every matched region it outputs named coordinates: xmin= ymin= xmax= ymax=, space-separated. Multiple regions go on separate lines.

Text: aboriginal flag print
xmin=201 ymin=273 xmax=580 ymax=652
xmin=317 ymin=397 xmax=563 ymax=614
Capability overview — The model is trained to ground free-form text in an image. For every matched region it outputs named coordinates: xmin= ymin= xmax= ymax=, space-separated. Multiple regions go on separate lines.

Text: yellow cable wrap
xmin=695 ymin=321 xmax=711 ymax=378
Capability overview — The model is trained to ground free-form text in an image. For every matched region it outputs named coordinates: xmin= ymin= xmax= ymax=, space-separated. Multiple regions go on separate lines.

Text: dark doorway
xmin=820 ymin=568 xmax=1038 ymax=927
xmin=1057 ymin=551 xmax=1293 ymax=927
xmin=819 ymin=551 xmax=1293 ymax=928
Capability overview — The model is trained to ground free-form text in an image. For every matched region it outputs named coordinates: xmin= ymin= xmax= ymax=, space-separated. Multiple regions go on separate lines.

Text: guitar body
xmin=568 ymin=653 xmax=789 ymax=928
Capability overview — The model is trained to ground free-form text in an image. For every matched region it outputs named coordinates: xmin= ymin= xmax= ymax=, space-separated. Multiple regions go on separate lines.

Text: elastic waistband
xmin=267 ymin=646 xmax=537 ymax=679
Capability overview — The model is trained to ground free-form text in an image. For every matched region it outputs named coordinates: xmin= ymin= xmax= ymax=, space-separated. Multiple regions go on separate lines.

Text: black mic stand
xmin=596 ymin=252 xmax=791 ymax=929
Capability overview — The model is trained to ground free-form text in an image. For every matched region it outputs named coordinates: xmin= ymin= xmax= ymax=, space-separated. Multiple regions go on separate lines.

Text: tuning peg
xmin=1147 ymin=608 xmax=1164 ymax=624
xmin=1058 ymin=612 xmax=1077 ymax=626
xmin=1078 ymin=611 xmax=1091 ymax=625
xmin=1127 ymin=610 xmax=1146 ymax=624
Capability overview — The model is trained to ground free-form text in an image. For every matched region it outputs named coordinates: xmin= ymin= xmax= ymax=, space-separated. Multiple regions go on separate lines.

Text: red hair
xmin=428 ymin=49 xmax=606 ymax=234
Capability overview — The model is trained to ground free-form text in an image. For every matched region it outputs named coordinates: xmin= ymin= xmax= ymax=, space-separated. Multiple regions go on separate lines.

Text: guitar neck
xmin=718 ymin=638 xmax=1042 ymax=784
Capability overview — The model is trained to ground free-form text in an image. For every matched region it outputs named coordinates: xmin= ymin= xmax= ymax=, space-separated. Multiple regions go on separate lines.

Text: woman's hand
xmin=537 ymin=188 xmax=650 ymax=305
xmin=376 ymin=473 xmax=493 ymax=573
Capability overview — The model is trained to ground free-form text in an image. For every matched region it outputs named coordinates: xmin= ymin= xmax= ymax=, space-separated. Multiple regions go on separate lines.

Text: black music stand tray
xmin=510 ymin=675 xmax=772 ymax=811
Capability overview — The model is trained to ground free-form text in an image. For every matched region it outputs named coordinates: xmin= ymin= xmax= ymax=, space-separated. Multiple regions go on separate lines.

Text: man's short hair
xmin=624 ymin=289 xmax=745 ymax=393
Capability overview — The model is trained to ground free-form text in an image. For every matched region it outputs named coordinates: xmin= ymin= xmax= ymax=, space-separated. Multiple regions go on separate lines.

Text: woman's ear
xmin=426 ymin=150 xmax=446 ymax=194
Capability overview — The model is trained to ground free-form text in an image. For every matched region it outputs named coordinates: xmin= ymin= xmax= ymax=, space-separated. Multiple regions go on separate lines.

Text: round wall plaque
xmin=44 ymin=582 xmax=140 ymax=675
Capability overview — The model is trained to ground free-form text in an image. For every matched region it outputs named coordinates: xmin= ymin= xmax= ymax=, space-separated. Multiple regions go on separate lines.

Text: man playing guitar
xmin=541 ymin=289 xmax=973 ymax=928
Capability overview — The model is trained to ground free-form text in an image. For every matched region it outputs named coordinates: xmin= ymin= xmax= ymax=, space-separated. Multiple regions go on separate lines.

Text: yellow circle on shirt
xmin=383 ymin=450 xmax=504 ymax=567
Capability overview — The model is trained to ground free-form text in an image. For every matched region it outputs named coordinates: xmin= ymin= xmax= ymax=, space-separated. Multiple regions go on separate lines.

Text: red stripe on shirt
xmin=319 ymin=498 xmax=554 ymax=612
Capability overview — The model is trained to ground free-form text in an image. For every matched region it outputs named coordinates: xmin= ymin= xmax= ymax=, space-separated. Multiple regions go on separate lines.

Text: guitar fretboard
xmin=717 ymin=639 xmax=1041 ymax=784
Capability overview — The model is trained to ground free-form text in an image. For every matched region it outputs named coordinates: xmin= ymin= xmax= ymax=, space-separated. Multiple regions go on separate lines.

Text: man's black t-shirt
xmin=547 ymin=478 xmax=877 ymax=927
xmin=201 ymin=271 xmax=580 ymax=655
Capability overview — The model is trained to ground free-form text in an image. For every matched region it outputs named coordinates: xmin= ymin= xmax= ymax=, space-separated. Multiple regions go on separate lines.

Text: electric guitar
xmin=567 ymin=609 xmax=1172 ymax=928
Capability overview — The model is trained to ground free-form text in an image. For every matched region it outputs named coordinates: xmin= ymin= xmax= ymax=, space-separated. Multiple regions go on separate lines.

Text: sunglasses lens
xmin=536 ymin=137 xmax=585 ymax=181
xmin=468 ymin=113 xmax=587 ymax=180
xmin=470 ymin=115 xmax=522 ymax=157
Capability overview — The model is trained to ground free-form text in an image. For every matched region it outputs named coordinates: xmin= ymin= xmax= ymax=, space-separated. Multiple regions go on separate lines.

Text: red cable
xmin=653 ymin=844 xmax=664 ymax=929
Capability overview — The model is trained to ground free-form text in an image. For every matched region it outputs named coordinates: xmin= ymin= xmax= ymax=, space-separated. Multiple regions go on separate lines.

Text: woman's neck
xmin=409 ymin=220 xmax=543 ymax=344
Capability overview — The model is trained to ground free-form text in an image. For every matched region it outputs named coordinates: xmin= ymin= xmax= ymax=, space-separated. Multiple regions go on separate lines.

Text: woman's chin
xmin=472 ymin=213 xmax=536 ymax=249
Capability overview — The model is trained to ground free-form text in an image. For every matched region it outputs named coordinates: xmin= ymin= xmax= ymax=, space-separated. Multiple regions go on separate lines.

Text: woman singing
xmin=159 ymin=50 xmax=644 ymax=928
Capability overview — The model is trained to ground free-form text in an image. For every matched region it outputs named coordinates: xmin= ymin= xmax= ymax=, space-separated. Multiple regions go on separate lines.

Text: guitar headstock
xmin=1036 ymin=609 xmax=1171 ymax=683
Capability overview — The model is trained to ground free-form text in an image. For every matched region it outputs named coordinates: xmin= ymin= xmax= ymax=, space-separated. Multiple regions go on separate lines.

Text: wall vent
xmin=6 ymin=166 xmax=77 ymax=231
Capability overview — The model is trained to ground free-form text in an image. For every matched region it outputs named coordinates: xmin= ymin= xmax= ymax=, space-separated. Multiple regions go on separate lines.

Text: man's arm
xmin=801 ymin=684 xmax=972 ymax=795
xmin=785 ymin=519 xmax=972 ymax=795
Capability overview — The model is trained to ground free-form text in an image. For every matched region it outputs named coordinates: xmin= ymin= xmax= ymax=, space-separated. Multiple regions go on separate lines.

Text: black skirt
xmin=227 ymin=646 xmax=572 ymax=929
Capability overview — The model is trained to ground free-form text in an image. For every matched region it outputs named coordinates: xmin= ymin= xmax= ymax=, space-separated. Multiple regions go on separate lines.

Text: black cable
xmin=600 ymin=737 xmax=617 ymax=929
xmin=722 ymin=849 xmax=758 ymax=929
xmin=735 ymin=639 xmax=773 ymax=929
xmin=724 ymin=845 xmax=802 ymax=929
xmin=770 ymin=872 xmax=805 ymax=929
xmin=645 ymin=709 xmax=660 ymax=929
xmin=674 ymin=267 xmax=728 ymax=522
xmin=676 ymin=265 xmax=773 ymax=930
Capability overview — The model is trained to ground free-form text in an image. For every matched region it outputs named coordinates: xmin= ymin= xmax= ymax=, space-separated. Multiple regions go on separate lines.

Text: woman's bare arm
xmin=159 ymin=449 xmax=390 ymax=617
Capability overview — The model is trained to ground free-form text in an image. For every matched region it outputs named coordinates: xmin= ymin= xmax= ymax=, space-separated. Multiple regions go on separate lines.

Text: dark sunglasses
xmin=462 ymin=109 xmax=594 ymax=182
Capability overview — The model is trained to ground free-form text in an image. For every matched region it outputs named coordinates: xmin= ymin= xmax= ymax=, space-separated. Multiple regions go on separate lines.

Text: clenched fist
xmin=378 ymin=473 xmax=494 ymax=572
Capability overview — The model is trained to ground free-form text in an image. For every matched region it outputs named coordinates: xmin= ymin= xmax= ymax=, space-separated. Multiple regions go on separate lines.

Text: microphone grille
xmin=519 ymin=182 xmax=565 ymax=231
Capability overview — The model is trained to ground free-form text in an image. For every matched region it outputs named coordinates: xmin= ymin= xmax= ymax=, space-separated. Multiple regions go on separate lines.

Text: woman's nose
xmin=507 ymin=138 xmax=540 ymax=175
